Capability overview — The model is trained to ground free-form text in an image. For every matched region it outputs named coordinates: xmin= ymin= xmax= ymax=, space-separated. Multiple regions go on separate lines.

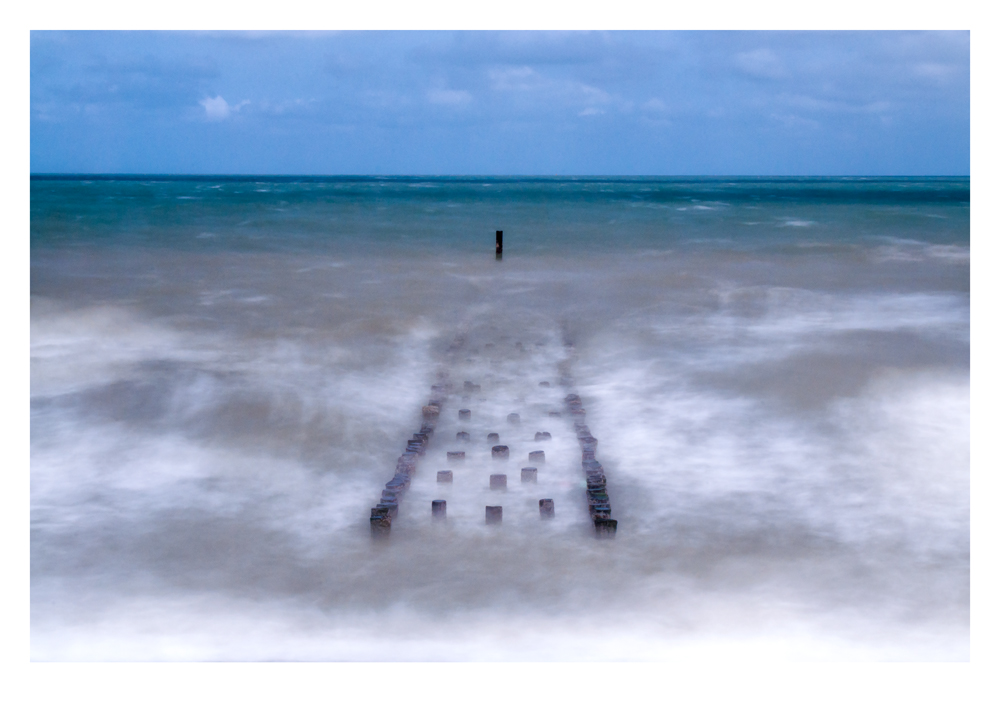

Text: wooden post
xmin=486 ymin=505 xmax=503 ymax=524
xmin=437 ymin=470 xmax=453 ymax=483
xmin=496 ymin=230 xmax=503 ymax=259
xmin=539 ymin=498 xmax=554 ymax=519
xmin=492 ymin=445 xmax=509 ymax=459
xmin=371 ymin=507 xmax=392 ymax=537
xmin=594 ymin=518 xmax=618 ymax=538
xmin=490 ymin=473 xmax=507 ymax=489
xmin=529 ymin=450 xmax=545 ymax=464
xmin=432 ymin=499 xmax=447 ymax=520
xmin=521 ymin=467 xmax=538 ymax=483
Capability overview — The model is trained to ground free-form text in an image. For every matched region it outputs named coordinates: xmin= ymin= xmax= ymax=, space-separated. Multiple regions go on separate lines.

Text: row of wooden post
xmin=562 ymin=390 xmax=618 ymax=538
xmin=370 ymin=379 xmax=449 ymax=537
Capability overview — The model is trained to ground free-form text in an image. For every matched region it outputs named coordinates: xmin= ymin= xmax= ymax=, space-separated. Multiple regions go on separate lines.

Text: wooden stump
xmin=490 ymin=474 xmax=507 ymax=490
xmin=507 ymin=413 xmax=520 ymax=424
xmin=437 ymin=470 xmax=453 ymax=483
xmin=521 ymin=467 xmax=538 ymax=483
xmin=370 ymin=513 xmax=391 ymax=537
xmin=447 ymin=451 xmax=465 ymax=462
xmin=487 ymin=432 xmax=500 ymax=444
xmin=432 ymin=499 xmax=447 ymax=520
xmin=492 ymin=445 xmax=509 ymax=459
xmin=459 ymin=409 xmax=471 ymax=420
xmin=528 ymin=450 xmax=545 ymax=464
xmin=539 ymin=498 xmax=555 ymax=519
xmin=594 ymin=518 xmax=618 ymax=538
xmin=485 ymin=506 xmax=503 ymax=524
xmin=534 ymin=431 xmax=551 ymax=441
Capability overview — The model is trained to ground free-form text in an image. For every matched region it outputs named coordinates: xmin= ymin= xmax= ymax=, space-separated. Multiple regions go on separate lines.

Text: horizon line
xmin=30 ymin=173 xmax=971 ymax=180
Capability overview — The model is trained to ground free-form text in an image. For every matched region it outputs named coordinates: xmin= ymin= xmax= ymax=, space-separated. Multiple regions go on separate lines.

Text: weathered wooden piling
xmin=487 ymin=433 xmax=500 ymax=444
xmin=490 ymin=474 xmax=507 ymax=490
xmin=528 ymin=450 xmax=545 ymax=464
xmin=381 ymin=489 xmax=402 ymax=503
xmin=432 ymin=499 xmax=447 ymax=520
xmin=371 ymin=380 xmax=446 ymax=537
xmin=447 ymin=451 xmax=465 ymax=462
xmin=486 ymin=505 xmax=503 ymax=524
xmin=492 ymin=445 xmax=509 ymax=459
xmin=594 ymin=518 xmax=618 ymax=538
xmin=496 ymin=230 xmax=503 ymax=259
xmin=437 ymin=470 xmax=453 ymax=483
xmin=370 ymin=513 xmax=392 ymax=537
xmin=521 ymin=467 xmax=538 ymax=483
xmin=456 ymin=431 xmax=470 ymax=441
xmin=507 ymin=413 xmax=520 ymax=425
xmin=562 ymin=372 xmax=619 ymax=537
xmin=539 ymin=498 xmax=555 ymax=519
xmin=459 ymin=409 xmax=471 ymax=420
xmin=534 ymin=431 xmax=551 ymax=441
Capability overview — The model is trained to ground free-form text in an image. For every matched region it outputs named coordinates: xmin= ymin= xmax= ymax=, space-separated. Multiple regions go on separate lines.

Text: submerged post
xmin=496 ymin=230 xmax=503 ymax=260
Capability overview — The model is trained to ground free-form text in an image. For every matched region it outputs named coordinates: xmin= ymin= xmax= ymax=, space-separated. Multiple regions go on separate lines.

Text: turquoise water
xmin=31 ymin=177 xmax=969 ymax=660
xmin=31 ymin=176 xmax=968 ymax=253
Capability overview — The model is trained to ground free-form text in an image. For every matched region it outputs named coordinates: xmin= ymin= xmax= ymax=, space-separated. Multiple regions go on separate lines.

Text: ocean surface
xmin=30 ymin=176 xmax=970 ymax=660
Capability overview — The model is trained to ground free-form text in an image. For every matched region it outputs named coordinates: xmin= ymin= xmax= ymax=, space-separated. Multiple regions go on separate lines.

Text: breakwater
xmin=369 ymin=335 xmax=617 ymax=538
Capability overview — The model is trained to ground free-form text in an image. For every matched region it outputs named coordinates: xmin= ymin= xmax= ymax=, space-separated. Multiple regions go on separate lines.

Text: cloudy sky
xmin=30 ymin=31 xmax=969 ymax=175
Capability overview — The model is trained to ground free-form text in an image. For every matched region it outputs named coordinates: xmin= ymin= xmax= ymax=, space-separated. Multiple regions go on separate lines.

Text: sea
xmin=30 ymin=176 xmax=970 ymax=661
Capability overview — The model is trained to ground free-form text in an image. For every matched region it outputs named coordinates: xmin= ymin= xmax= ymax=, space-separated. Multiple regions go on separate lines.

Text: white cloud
xmin=199 ymin=96 xmax=249 ymax=121
xmin=734 ymin=48 xmax=786 ymax=79
xmin=913 ymin=62 xmax=960 ymax=86
xmin=769 ymin=112 xmax=820 ymax=130
xmin=257 ymin=98 xmax=316 ymax=115
xmin=200 ymin=96 xmax=230 ymax=120
xmin=785 ymin=95 xmax=892 ymax=115
xmin=488 ymin=65 xmax=615 ymax=118
xmin=488 ymin=66 xmax=540 ymax=91
xmin=426 ymin=89 xmax=473 ymax=107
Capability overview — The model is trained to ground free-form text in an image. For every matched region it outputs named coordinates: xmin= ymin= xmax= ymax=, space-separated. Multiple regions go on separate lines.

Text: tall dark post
xmin=496 ymin=230 xmax=503 ymax=260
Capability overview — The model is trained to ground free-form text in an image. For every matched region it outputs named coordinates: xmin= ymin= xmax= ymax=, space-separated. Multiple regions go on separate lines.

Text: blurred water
xmin=30 ymin=177 xmax=969 ymax=660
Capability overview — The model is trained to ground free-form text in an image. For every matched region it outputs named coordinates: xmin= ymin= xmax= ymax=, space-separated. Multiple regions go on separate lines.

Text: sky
xmin=30 ymin=30 xmax=970 ymax=175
